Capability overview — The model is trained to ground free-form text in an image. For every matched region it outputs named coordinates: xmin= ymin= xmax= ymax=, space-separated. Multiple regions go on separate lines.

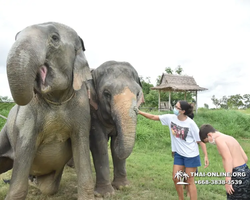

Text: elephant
xmin=0 ymin=22 xmax=95 ymax=200
xmin=88 ymin=61 xmax=144 ymax=196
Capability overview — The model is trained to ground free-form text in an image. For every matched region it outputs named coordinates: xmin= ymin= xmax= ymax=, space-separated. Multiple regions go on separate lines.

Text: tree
xmin=211 ymin=95 xmax=220 ymax=108
xmin=219 ymin=96 xmax=228 ymax=109
xmin=211 ymin=94 xmax=248 ymax=109
xmin=144 ymin=90 xmax=158 ymax=108
xmin=227 ymin=94 xmax=244 ymax=109
xmin=165 ymin=67 xmax=173 ymax=74
xmin=140 ymin=76 xmax=153 ymax=95
xmin=164 ymin=65 xmax=183 ymax=75
xmin=156 ymin=75 xmax=162 ymax=86
xmin=204 ymin=103 xmax=209 ymax=109
xmin=139 ymin=76 xmax=158 ymax=108
xmin=0 ymin=96 xmax=13 ymax=102
xmin=175 ymin=65 xmax=183 ymax=75
xmin=243 ymin=94 xmax=250 ymax=108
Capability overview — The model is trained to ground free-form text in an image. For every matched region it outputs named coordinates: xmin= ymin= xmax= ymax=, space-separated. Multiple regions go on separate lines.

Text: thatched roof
xmin=151 ymin=74 xmax=207 ymax=92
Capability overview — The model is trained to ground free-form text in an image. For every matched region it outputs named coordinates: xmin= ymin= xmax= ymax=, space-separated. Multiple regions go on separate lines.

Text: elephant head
xmin=91 ymin=61 xmax=144 ymax=159
xmin=7 ymin=22 xmax=91 ymax=105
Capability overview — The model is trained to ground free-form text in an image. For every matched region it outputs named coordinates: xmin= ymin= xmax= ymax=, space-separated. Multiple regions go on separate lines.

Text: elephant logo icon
xmin=175 ymin=170 xmax=189 ymax=185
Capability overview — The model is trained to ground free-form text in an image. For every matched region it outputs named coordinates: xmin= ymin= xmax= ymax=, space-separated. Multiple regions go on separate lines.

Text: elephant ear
xmin=86 ymin=77 xmax=98 ymax=110
xmin=137 ymin=91 xmax=145 ymax=107
xmin=79 ymin=36 xmax=85 ymax=51
xmin=15 ymin=31 xmax=20 ymax=40
xmin=73 ymin=38 xmax=92 ymax=91
xmin=137 ymin=77 xmax=145 ymax=107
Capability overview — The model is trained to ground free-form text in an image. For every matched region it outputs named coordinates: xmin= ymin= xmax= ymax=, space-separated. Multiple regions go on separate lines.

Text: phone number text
xmin=195 ymin=180 xmax=242 ymax=185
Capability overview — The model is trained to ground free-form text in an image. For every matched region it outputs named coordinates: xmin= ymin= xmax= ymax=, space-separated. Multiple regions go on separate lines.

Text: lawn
xmin=0 ymin=105 xmax=249 ymax=200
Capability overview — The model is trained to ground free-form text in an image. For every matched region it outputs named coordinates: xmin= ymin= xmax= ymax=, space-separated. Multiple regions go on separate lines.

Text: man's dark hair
xmin=179 ymin=100 xmax=193 ymax=117
xmin=199 ymin=124 xmax=216 ymax=142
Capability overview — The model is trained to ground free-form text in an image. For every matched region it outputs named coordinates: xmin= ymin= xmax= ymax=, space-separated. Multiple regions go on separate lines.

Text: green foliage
xmin=0 ymin=102 xmax=15 ymax=128
xmin=141 ymin=89 xmax=195 ymax=109
xmin=165 ymin=67 xmax=173 ymax=74
xmin=135 ymin=111 xmax=171 ymax=150
xmin=143 ymin=90 xmax=158 ymax=108
xmin=174 ymin=65 xmax=183 ymax=75
xmin=211 ymin=94 xmax=249 ymax=109
xmin=243 ymin=94 xmax=250 ymax=108
xmin=204 ymin=103 xmax=209 ymax=109
xmin=0 ymin=96 xmax=13 ymax=103
xmin=238 ymin=108 xmax=250 ymax=114
xmin=227 ymin=94 xmax=244 ymax=109
xmin=164 ymin=65 xmax=183 ymax=75
xmin=195 ymin=108 xmax=250 ymax=138
xmin=139 ymin=76 xmax=158 ymax=108
xmin=135 ymin=109 xmax=250 ymax=149
xmin=156 ymin=75 xmax=162 ymax=86
xmin=211 ymin=95 xmax=220 ymax=108
xmin=169 ymin=91 xmax=194 ymax=106
xmin=0 ymin=102 xmax=15 ymax=111
xmin=139 ymin=76 xmax=153 ymax=95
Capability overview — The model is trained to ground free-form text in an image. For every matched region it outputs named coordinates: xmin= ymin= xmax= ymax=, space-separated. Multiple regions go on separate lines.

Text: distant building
xmin=151 ymin=73 xmax=208 ymax=112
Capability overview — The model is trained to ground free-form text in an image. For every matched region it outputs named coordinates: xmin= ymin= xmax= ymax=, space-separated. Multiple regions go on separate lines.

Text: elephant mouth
xmin=35 ymin=64 xmax=51 ymax=93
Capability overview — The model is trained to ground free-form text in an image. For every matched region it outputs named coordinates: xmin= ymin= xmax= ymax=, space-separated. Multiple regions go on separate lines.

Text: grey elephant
xmin=0 ymin=22 xmax=95 ymax=200
xmin=88 ymin=61 xmax=144 ymax=196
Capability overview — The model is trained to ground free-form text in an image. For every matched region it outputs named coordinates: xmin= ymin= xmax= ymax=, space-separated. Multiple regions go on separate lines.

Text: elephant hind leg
xmin=66 ymin=158 xmax=74 ymax=168
xmin=0 ymin=157 xmax=13 ymax=174
xmin=30 ymin=169 xmax=64 ymax=195
xmin=0 ymin=124 xmax=13 ymax=156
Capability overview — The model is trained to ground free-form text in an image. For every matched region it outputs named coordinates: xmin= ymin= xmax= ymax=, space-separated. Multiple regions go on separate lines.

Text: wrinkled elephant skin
xmin=0 ymin=22 xmax=94 ymax=200
xmin=89 ymin=61 xmax=144 ymax=197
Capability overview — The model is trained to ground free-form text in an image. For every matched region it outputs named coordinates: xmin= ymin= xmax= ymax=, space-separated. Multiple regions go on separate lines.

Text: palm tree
xmin=183 ymin=172 xmax=189 ymax=184
xmin=174 ymin=170 xmax=183 ymax=180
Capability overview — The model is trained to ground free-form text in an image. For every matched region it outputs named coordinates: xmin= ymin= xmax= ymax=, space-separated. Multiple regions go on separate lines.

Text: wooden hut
xmin=151 ymin=74 xmax=208 ymax=113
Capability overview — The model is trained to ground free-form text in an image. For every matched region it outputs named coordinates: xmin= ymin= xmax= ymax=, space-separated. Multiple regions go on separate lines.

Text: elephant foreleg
xmin=90 ymin=123 xmax=114 ymax=197
xmin=110 ymin=136 xmax=129 ymax=190
xmin=5 ymin=134 xmax=36 ymax=200
xmin=71 ymin=126 xmax=95 ymax=200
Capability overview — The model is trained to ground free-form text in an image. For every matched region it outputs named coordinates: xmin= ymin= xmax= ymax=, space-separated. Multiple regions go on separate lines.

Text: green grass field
xmin=0 ymin=104 xmax=249 ymax=200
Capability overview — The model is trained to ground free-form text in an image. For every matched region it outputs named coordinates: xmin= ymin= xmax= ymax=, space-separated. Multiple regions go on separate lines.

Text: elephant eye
xmin=103 ymin=90 xmax=111 ymax=99
xmin=137 ymin=92 xmax=140 ymax=98
xmin=51 ymin=33 xmax=60 ymax=43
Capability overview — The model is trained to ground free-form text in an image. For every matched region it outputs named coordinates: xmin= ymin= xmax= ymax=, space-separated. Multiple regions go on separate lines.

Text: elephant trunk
xmin=7 ymin=31 xmax=46 ymax=105
xmin=112 ymin=87 xmax=137 ymax=160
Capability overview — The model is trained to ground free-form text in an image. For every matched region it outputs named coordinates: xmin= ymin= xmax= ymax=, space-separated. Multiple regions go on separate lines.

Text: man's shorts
xmin=174 ymin=152 xmax=201 ymax=168
xmin=227 ymin=164 xmax=250 ymax=200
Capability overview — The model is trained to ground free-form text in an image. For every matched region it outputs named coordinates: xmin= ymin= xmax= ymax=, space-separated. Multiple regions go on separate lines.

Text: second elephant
xmin=89 ymin=61 xmax=144 ymax=196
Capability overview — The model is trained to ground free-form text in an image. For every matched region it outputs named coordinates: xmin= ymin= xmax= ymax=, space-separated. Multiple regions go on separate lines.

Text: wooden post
xmin=158 ymin=90 xmax=161 ymax=112
xmin=169 ymin=91 xmax=171 ymax=110
xmin=195 ymin=91 xmax=198 ymax=113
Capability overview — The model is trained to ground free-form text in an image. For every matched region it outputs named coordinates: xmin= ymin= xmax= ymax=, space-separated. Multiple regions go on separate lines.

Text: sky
xmin=1 ymin=0 xmax=250 ymax=108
